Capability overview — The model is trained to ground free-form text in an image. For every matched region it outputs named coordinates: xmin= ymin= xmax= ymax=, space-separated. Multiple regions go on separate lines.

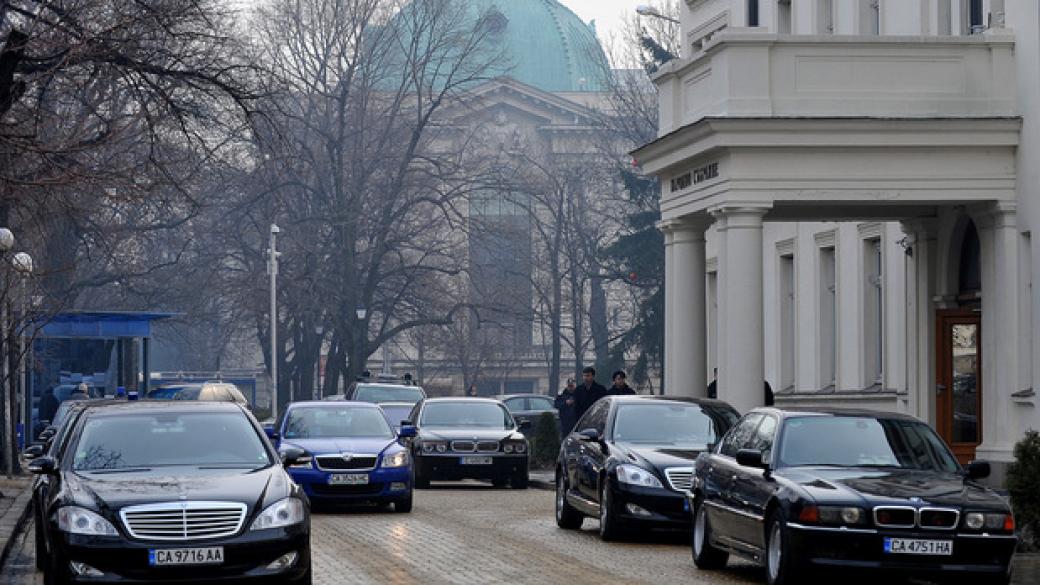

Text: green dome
xmin=393 ymin=0 xmax=610 ymax=93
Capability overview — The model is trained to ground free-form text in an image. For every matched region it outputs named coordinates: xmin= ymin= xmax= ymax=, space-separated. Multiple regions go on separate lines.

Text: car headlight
xmin=250 ymin=498 xmax=306 ymax=531
xmin=964 ymin=512 xmax=1014 ymax=532
xmin=615 ymin=464 xmax=663 ymax=488
xmin=965 ymin=512 xmax=985 ymax=530
xmin=57 ymin=506 xmax=118 ymax=536
xmin=382 ymin=450 xmax=410 ymax=468
xmin=421 ymin=442 xmax=447 ymax=454
xmin=503 ymin=441 xmax=526 ymax=454
xmin=813 ymin=506 xmax=868 ymax=526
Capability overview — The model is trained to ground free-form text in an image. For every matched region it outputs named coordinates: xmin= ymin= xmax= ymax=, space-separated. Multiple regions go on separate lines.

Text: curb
xmin=0 ymin=486 xmax=33 ymax=571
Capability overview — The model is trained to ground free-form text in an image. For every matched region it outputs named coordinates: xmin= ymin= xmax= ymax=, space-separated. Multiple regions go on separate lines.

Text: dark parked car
xmin=689 ymin=408 xmax=1016 ymax=585
xmin=555 ymin=396 xmax=740 ymax=540
xmin=272 ymin=401 xmax=415 ymax=512
xmin=146 ymin=382 xmax=249 ymax=405
xmin=30 ymin=401 xmax=311 ymax=584
xmin=407 ymin=398 xmax=530 ymax=489
xmin=497 ymin=394 xmax=558 ymax=434
xmin=378 ymin=402 xmax=416 ymax=431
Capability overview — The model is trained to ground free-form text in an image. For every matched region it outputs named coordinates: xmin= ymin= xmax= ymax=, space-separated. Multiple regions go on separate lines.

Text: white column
xmin=975 ymin=203 xmax=1019 ymax=463
xmin=900 ymin=218 xmax=939 ymax=423
xmin=713 ymin=205 xmax=770 ymax=414
xmin=670 ymin=220 xmax=711 ymax=397
xmin=661 ymin=223 xmax=676 ymax=394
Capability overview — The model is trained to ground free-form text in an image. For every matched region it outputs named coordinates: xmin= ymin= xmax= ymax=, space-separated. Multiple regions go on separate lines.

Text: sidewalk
xmin=0 ymin=477 xmax=33 ymax=572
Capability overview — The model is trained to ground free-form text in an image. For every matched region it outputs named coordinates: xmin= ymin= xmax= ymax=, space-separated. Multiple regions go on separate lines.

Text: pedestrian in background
xmin=467 ymin=384 xmax=479 ymax=397
xmin=574 ymin=367 xmax=607 ymax=421
xmin=707 ymin=368 xmax=718 ymax=399
xmin=554 ymin=378 xmax=578 ymax=438
xmin=68 ymin=383 xmax=90 ymax=401
xmin=610 ymin=371 xmax=636 ymax=395
xmin=38 ymin=386 xmax=59 ymax=423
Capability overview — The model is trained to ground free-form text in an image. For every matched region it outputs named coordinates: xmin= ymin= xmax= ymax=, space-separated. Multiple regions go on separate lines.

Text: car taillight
xmin=1004 ymin=515 xmax=1015 ymax=532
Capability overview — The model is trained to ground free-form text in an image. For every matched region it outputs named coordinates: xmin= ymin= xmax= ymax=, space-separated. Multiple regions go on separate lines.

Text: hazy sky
xmin=559 ymin=0 xmax=636 ymax=46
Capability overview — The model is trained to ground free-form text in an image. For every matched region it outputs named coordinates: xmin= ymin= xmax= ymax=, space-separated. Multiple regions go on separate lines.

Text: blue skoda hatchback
xmin=271 ymin=402 xmax=415 ymax=512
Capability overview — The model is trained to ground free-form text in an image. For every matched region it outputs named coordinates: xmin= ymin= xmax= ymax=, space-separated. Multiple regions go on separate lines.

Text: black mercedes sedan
xmin=689 ymin=408 xmax=1016 ymax=585
xmin=406 ymin=397 xmax=530 ymax=489
xmin=555 ymin=396 xmax=740 ymax=540
xmin=30 ymin=401 xmax=311 ymax=584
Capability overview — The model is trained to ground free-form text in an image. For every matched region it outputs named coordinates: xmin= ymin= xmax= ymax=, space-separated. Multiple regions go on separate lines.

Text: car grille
xmin=919 ymin=508 xmax=960 ymax=530
xmin=120 ymin=501 xmax=246 ymax=541
xmin=477 ymin=441 xmax=500 ymax=453
xmin=664 ymin=467 xmax=694 ymax=492
xmin=873 ymin=506 xmax=919 ymax=529
xmin=316 ymin=455 xmax=378 ymax=471
xmin=451 ymin=441 xmax=476 ymax=452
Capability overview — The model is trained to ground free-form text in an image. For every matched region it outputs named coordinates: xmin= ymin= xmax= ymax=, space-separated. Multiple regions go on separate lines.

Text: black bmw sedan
xmin=407 ymin=397 xmax=530 ymax=489
xmin=30 ymin=401 xmax=311 ymax=584
xmin=555 ymin=396 xmax=740 ymax=540
xmin=689 ymin=408 xmax=1017 ymax=585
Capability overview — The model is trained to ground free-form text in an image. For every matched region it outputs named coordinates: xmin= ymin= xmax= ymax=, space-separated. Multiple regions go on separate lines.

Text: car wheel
xmin=691 ymin=498 xmax=728 ymax=569
xmin=765 ymin=511 xmax=803 ymax=585
xmin=598 ymin=483 xmax=624 ymax=541
xmin=555 ymin=472 xmax=583 ymax=530
xmin=510 ymin=470 xmax=529 ymax=489
xmin=34 ymin=514 xmax=47 ymax=571
xmin=394 ymin=492 xmax=413 ymax=513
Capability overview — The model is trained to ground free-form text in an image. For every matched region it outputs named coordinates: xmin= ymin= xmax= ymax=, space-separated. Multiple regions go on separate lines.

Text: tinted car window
xmin=285 ymin=407 xmax=393 ymax=439
xmin=778 ymin=416 xmax=960 ymax=472
xmin=503 ymin=398 xmax=526 ymax=412
xmin=421 ymin=402 xmax=514 ymax=429
xmin=174 ymin=387 xmax=203 ymax=400
xmin=528 ymin=397 xmax=554 ymax=411
xmin=612 ymin=403 xmax=723 ymax=449
xmin=751 ymin=415 xmax=778 ymax=461
xmin=719 ymin=413 xmax=764 ymax=458
xmin=576 ymin=400 xmax=610 ymax=434
xmin=72 ymin=412 xmax=272 ymax=470
xmin=354 ymin=385 xmax=424 ymax=404
xmin=380 ymin=405 xmax=414 ymax=429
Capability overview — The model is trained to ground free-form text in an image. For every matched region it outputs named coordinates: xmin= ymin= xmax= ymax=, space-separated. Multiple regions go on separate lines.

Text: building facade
xmin=634 ymin=0 xmax=1038 ymax=476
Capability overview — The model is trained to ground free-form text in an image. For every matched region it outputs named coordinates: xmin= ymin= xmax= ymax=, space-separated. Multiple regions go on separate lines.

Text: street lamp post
xmin=0 ymin=229 xmax=13 ymax=479
xmin=268 ymin=224 xmax=281 ymax=421
xmin=635 ymin=4 xmax=680 ymax=24
xmin=313 ymin=325 xmax=323 ymax=400
xmin=12 ymin=252 xmax=32 ymax=471
xmin=355 ymin=307 xmax=366 ymax=379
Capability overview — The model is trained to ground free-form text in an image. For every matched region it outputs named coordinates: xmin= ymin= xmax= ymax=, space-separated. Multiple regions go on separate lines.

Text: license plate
xmin=149 ymin=547 xmax=224 ymax=566
xmin=883 ymin=538 xmax=953 ymax=556
xmin=328 ymin=473 xmax=369 ymax=485
xmin=460 ymin=456 xmax=493 ymax=465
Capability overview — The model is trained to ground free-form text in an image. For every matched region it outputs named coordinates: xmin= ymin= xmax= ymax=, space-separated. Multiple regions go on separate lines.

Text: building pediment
xmin=441 ymin=77 xmax=603 ymax=131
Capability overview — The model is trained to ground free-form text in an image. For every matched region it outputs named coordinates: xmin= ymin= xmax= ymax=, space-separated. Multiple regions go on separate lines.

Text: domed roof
xmin=394 ymin=0 xmax=610 ymax=93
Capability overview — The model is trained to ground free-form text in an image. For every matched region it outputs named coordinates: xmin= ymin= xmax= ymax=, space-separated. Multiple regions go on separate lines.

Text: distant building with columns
xmin=634 ymin=0 xmax=1037 ymax=477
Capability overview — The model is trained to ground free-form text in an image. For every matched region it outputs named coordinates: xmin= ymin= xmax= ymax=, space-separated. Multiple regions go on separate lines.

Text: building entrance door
xmin=935 ymin=311 xmax=981 ymax=464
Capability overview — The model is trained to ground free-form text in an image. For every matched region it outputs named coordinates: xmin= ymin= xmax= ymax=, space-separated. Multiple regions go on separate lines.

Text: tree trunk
xmin=589 ymin=274 xmax=610 ymax=369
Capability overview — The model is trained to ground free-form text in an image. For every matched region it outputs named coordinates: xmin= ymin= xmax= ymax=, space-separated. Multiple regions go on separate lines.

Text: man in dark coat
xmin=610 ymin=371 xmax=636 ymax=395
xmin=38 ymin=386 xmax=60 ymax=423
xmin=554 ymin=378 xmax=578 ymax=438
xmin=575 ymin=367 xmax=608 ymax=421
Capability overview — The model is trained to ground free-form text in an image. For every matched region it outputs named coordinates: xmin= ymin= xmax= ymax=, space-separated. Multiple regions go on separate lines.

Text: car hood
xmin=418 ymin=429 xmax=524 ymax=442
xmin=281 ymin=437 xmax=397 ymax=456
xmin=64 ymin=466 xmax=293 ymax=516
xmin=778 ymin=467 xmax=1010 ymax=511
xmin=617 ymin=443 xmax=705 ymax=469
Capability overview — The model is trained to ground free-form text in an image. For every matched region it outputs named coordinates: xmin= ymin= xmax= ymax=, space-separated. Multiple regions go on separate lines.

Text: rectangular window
xmin=780 ymin=255 xmax=795 ymax=390
xmin=749 ymin=0 xmax=760 ymax=26
xmin=778 ymin=0 xmax=792 ymax=34
xmin=817 ymin=0 xmax=834 ymax=34
xmin=969 ymin=0 xmax=985 ymax=34
xmin=864 ymin=238 xmax=884 ymax=385
xmin=858 ymin=0 xmax=880 ymax=35
xmin=819 ymin=246 xmax=837 ymax=388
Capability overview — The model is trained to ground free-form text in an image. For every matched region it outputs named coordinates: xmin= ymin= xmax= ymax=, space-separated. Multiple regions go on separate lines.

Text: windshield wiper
xmin=81 ymin=468 xmax=152 ymax=474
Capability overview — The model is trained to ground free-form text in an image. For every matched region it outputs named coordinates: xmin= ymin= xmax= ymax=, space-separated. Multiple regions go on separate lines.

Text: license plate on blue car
xmin=328 ymin=473 xmax=369 ymax=485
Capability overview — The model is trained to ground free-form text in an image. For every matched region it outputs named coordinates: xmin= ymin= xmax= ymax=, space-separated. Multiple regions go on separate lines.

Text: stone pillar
xmin=661 ymin=223 xmax=676 ymax=394
xmin=900 ymin=218 xmax=939 ymax=424
xmin=670 ymin=219 xmax=711 ymax=397
xmin=713 ymin=205 xmax=770 ymax=414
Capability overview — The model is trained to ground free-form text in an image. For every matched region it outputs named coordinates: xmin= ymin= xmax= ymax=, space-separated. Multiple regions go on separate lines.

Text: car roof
xmin=423 ymin=397 xmax=504 ymax=404
xmin=355 ymin=382 xmax=423 ymax=390
xmin=495 ymin=394 xmax=551 ymax=400
xmin=377 ymin=401 xmax=415 ymax=407
xmin=609 ymin=395 xmax=736 ymax=408
xmin=82 ymin=400 xmax=247 ymax=418
xmin=754 ymin=406 xmax=920 ymax=421
xmin=288 ymin=400 xmax=381 ymax=409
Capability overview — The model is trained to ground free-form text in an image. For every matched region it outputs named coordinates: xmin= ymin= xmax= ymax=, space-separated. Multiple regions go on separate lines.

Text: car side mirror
xmin=966 ymin=460 xmax=991 ymax=480
xmin=28 ymin=456 xmax=57 ymax=475
xmin=21 ymin=445 xmax=44 ymax=460
xmin=39 ymin=428 xmax=56 ymax=441
xmin=518 ymin=419 xmax=532 ymax=431
xmin=279 ymin=446 xmax=307 ymax=468
xmin=577 ymin=428 xmax=600 ymax=443
xmin=736 ymin=448 xmax=767 ymax=469
xmin=399 ymin=425 xmax=418 ymax=439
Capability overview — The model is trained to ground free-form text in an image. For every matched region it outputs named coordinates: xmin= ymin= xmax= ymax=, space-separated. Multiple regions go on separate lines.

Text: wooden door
xmin=935 ymin=310 xmax=982 ymax=464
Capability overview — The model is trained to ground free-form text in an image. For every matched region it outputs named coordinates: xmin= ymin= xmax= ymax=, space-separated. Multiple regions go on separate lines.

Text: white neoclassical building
xmin=634 ymin=0 xmax=1038 ymax=476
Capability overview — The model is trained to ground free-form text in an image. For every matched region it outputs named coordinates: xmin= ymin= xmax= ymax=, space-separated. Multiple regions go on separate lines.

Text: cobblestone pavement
xmin=4 ymin=483 xmax=1038 ymax=584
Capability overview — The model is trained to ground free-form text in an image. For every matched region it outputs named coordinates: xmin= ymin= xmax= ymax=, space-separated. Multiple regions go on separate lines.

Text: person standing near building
xmin=554 ymin=378 xmax=578 ymax=438
xmin=574 ymin=367 xmax=608 ymax=421
xmin=610 ymin=371 xmax=636 ymax=395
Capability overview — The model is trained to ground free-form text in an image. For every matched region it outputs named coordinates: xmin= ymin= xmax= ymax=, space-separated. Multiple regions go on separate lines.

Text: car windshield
xmin=148 ymin=386 xmax=189 ymax=400
xmin=421 ymin=402 xmax=514 ymax=429
xmin=284 ymin=407 xmax=393 ymax=439
xmin=379 ymin=405 xmax=413 ymax=429
xmin=354 ymin=385 xmax=424 ymax=405
xmin=778 ymin=416 xmax=960 ymax=472
xmin=52 ymin=402 xmax=74 ymax=427
xmin=72 ymin=411 xmax=272 ymax=470
xmin=612 ymin=403 xmax=724 ymax=448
